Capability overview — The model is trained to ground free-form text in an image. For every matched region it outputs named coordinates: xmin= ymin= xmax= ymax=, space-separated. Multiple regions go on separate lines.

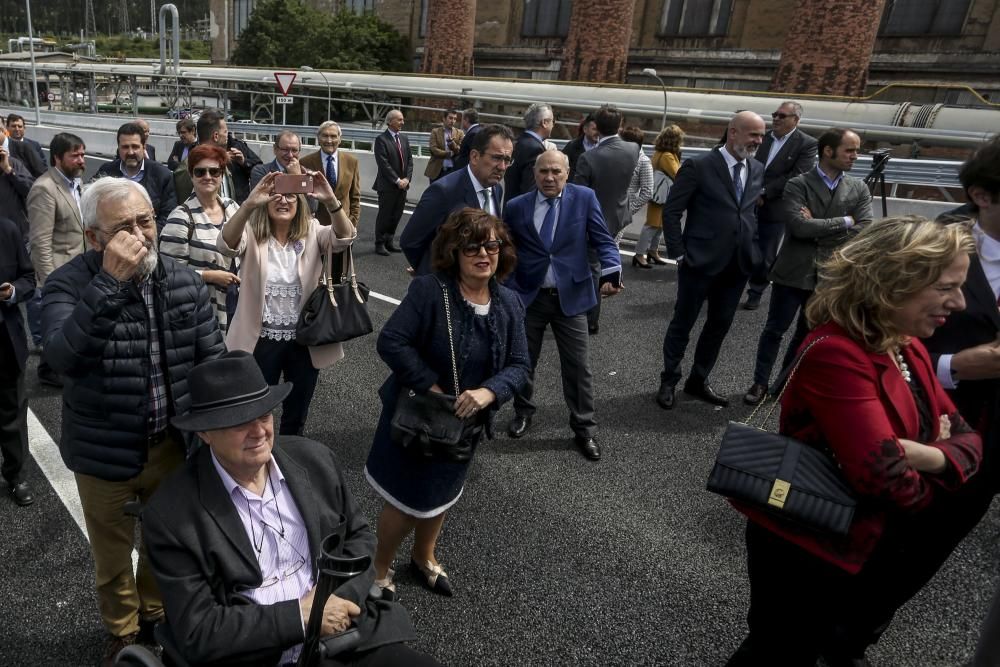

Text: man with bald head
xmin=656 ymin=111 xmax=766 ymax=410
xmin=372 ymin=109 xmax=412 ymax=255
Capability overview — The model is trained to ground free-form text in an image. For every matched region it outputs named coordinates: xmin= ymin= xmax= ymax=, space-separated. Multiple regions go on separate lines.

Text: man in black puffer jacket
xmin=41 ymin=177 xmax=224 ymax=665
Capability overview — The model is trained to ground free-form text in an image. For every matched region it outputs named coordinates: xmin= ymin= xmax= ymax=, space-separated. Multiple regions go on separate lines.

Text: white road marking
xmin=27 ymin=408 xmax=88 ymax=540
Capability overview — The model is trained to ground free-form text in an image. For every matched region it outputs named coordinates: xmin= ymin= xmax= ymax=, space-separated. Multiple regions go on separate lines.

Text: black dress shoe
xmin=655 ymin=382 xmax=675 ymax=410
xmin=410 ymin=558 xmax=453 ymax=597
xmin=374 ymin=243 xmax=390 ymax=257
xmin=37 ymin=366 xmax=63 ymax=388
xmin=9 ymin=480 xmax=33 ymax=506
xmin=574 ymin=436 xmax=601 ymax=461
xmin=741 ymin=295 xmax=761 ymax=311
xmin=384 ymin=239 xmax=403 ymax=253
xmin=743 ymin=383 xmax=768 ymax=406
xmin=588 ymin=324 xmax=599 ymax=335
xmin=683 ymin=380 xmax=730 ymax=407
xmin=507 ymin=415 xmax=531 ymax=439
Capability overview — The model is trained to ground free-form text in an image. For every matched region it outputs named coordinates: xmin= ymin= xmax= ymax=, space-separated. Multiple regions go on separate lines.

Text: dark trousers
xmin=375 ymin=189 xmax=407 ymax=242
xmin=26 ymin=289 xmax=42 ymax=346
xmin=252 ymin=337 xmax=320 ymax=437
xmin=429 ymin=166 xmax=453 ymax=184
xmin=514 ymin=291 xmax=597 ymax=439
xmin=728 ymin=519 xmax=946 ymax=666
xmin=751 ymin=284 xmax=812 ymax=387
xmin=661 ymin=258 xmax=748 ymax=387
xmin=0 ymin=332 xmax=27 ymax=483
xmin=746 ymin=220 xmax=785 ymax=299
xmin=324 ymin=641 xmax=443 ymax=667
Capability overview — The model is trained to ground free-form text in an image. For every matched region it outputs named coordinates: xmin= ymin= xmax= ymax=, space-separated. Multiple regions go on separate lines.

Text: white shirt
xmin=765 ymin=130 xmax=792 ymax=169
xmin=938 ymin=222 xmax=1000 ymax=388
xmin=720 ymin=146 xmax=749 ymax=192
xmin=467 ymin=166 xmax=496 ymax=216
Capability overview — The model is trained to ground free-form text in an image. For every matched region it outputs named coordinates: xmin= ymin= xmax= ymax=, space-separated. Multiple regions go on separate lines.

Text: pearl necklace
xmin=892 ymin=348 xmax=912 ymax=384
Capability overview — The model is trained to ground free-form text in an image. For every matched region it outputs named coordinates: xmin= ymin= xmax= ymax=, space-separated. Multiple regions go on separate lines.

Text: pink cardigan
xmin=217 ymin=218 xmax=356 ymax=369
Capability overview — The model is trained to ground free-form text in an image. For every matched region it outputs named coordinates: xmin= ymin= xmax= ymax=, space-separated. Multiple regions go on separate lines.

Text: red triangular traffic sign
xmin=274 ymin=72 xmax=297 ymax=95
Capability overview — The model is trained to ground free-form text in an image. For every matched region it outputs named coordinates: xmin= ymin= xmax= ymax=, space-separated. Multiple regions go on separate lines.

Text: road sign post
xmin=273 ymin=72 xmax=297 ymax=128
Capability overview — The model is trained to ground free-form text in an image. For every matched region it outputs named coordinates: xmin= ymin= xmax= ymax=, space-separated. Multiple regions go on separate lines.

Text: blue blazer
xmin=662 ymin=147 xmax=764 ymax=276
xmin=503 ymin=183 xmax=620 ymax=317
xmin=400 ymin=167 xmax=502 ymax=275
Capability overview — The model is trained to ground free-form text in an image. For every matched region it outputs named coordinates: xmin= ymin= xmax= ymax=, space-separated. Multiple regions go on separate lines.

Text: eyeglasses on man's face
xmin=461 ymin=240 xmax=503 ymax=257
xmin=772 ymin=112 xmax=796 ymax=120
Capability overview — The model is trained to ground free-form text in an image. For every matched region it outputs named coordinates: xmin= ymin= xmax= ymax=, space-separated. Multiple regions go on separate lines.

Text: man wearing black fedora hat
xmin=142 ymin=351 xmax=441 ymax=667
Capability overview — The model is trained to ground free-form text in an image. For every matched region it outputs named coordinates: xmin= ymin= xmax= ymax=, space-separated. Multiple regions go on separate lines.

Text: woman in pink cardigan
xmin=218 ymin=170 xmax=356 ymax=435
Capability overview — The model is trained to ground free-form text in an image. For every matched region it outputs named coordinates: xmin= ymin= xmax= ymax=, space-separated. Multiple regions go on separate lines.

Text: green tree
xmin=231 ymin=0 xmax=410 ymax=72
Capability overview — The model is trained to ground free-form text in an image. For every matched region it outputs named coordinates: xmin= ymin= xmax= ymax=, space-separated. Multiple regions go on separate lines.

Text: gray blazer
xmin=573 ymin=135 xmax=640 ymax=236
xmin=769 ymin=169 xmax=873 ymax=291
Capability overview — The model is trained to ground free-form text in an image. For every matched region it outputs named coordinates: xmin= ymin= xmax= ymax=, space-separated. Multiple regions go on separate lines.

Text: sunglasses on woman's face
xmin=461 ymin=240 xmax=503 ymax=257
xmin=193 ymin=167 xmax=224 ymax=178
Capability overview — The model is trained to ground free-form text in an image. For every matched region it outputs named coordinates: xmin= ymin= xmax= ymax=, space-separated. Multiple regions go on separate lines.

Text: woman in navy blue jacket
xmin=365 ymin=208 xmax=530 ymax=599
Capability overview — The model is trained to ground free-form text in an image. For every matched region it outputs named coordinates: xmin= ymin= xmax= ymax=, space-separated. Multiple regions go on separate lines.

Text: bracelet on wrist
xmin=326 ymin=201 xmax=344 ymax=214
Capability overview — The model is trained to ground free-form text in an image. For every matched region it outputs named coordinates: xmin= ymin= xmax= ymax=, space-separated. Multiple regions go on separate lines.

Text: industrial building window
xmin=522 ymin=0 xmax=572 ymax=37
xmin=345 ymin=0 xmax=376 ymax=13
xmin=234 ymin=0 xmax=257 ymax=38
xmin=880 ymin=0 xmax=971 ymax=35
xmin=659 ymin=0 xmax=733 ymax=36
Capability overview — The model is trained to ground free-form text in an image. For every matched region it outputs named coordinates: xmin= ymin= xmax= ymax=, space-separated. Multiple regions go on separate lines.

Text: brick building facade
xmin=210 ymin=0 xmax=1000 ymax=102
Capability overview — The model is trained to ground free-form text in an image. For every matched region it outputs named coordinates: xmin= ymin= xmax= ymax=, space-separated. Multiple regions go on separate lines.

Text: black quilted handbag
xmin=390 ymin=280 xmax=477 ymax=463
xmin=706 ymin=337 xmax=857 ymax=535
xmin=296 ymin=245 xmax=373 ymax=346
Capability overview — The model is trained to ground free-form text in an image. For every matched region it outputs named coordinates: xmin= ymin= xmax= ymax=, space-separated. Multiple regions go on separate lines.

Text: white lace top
xmin=261 ymin=237 xmax=304 ymax=341
xmin=465 ymin=298 xmax=490 ymax=316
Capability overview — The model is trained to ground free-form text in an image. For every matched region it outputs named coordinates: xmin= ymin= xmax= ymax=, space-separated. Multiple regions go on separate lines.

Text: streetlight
xmin=25 ymin=0 xmax=42 ymax=125
xmin=642 ymin=67 xmax=667 ymax=129
xmin=300 ymin=66 xmax=331 ymax=122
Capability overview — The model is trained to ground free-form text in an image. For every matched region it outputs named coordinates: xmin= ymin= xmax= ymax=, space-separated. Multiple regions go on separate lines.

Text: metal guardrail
xmin=11 ymin=108 xmax=963 ymax=190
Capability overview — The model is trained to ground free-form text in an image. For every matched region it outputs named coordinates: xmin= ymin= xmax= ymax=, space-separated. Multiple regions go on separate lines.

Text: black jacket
xmin=9 ymin=137 xmax=46 ymax=178
xmin=166 ymin=140 xmax=194 ymax=172
xmin=142 ymin=438 xmax=415 ymax=667
xmin=504 ymin=131 xmax=544 ymax=203
xmin=0 ymin=153 xmax=35 ymax=235
xmin=0 ymin=216 xmax=35 ymax=371
xmin=228 ymin=135 xmax=263 ymax=203
xmin=94 ymin=158 xmax=178 ymax=233
xmin=41 ymin=251 xmax=224 ymax=481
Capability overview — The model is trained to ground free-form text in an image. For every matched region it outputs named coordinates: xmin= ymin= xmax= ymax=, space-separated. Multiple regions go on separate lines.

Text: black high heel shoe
xmin=632 ymin=255 xmax=652 ymax=269
xmin=411 ymin=558 xmax=454 ymax=597
xmin=647 ymin=253 xmax=670 ymax=266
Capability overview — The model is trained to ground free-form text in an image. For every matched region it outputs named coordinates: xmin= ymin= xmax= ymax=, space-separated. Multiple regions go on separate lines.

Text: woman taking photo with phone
xmin=365 ymin=208 xmax=529 ymax=600
xmin=160 ymin=144 xmax=240 ymax=333
xmin=217 ymin=170 xmax=355 ymax=436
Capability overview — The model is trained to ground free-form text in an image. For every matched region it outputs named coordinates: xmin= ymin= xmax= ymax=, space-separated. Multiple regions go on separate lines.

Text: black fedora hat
xmin=171 ymin=351 xmax=293 ymax=432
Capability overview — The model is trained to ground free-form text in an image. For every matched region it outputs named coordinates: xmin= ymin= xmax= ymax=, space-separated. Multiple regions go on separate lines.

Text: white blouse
xmin=261 ymin=237 xmax=304 ymax=341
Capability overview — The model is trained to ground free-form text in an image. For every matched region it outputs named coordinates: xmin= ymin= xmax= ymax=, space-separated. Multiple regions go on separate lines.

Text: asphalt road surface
xmin=2 ymin=203 xmax=997 ymax=666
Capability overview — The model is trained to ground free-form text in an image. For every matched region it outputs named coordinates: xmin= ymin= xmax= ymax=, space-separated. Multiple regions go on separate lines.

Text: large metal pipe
xmin=158 ymin=4 xmax=180 ymax=75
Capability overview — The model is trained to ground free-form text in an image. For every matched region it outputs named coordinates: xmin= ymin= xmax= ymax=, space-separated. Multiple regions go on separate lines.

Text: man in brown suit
xmin=300 ymin=121 xmax=361 ymax=228
xmin=424 ymin=109 xmax=464 ymax=184
xmin=27 ymin=132 xmax=88 ymax=387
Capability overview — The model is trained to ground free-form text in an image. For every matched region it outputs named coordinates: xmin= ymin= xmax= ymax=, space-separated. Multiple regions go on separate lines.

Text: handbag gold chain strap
xmin=745 ymin=335 xmax=830 ymax=429
xmin=439 ymin=281 xmax=461 ymax=395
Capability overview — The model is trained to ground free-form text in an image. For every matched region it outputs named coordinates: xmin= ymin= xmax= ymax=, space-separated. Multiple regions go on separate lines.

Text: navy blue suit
xmin=0 ymin=216 xmax=35 ymax=484
xmin=502 ymin=183 xmax=620 ymax=438
xmin=400 ymin=167 xmax=502 ymax=275
xmin=660 ymin=147 xmax=764 ymax=389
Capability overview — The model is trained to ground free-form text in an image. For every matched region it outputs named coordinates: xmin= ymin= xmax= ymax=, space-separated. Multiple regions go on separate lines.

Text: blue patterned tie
xmin=539 ymin=198 xmax=557 ymax=250
xmin=326 ymin=154 xmax=337 ymax=188
xmin=733 ymin=162 xmax=744 ymax=202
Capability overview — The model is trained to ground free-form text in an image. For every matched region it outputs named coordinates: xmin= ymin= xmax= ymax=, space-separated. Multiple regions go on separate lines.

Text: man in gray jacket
xmin=743 ymin=128 xmax=872 ymax=405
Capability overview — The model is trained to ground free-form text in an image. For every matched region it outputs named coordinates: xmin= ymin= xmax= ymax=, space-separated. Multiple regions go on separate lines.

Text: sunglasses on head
xmin=193 ymin=167 xmax=224 ymax=178
xmin=461 ymin=240 xmax=503 ymax=257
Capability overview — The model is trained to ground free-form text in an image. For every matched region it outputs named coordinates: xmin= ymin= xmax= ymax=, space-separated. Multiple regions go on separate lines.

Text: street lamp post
xmin=25 ymin=0 xmax=42 ymax=125
xmin=300 ymin=66 xmax=332 ymax=122
xmin=642 ymin=67 xmax=667 ymax=129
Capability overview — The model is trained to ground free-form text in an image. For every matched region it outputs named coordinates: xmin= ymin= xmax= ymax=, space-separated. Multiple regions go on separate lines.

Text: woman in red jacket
xmin=727 ymin=216 xmax=983 ymax=666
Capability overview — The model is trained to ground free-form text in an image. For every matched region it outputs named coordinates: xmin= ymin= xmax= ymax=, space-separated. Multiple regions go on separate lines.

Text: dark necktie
xmin=539 ymin=198 xmax=557 ymax=250
xmin=326 ymin=154 xmax=337 ymax=188
xmin=733 ymin=162 xmax=744 ymax=202
xmin=394 ymin=134 xmax=405 ymax=167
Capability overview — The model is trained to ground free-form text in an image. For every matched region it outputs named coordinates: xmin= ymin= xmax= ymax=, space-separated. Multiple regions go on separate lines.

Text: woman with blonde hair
xmin=218 ymin=170 xmax=355 ymax=436
xmin=727 ymin=216 xmax=983 ymax=666
xmin=633 ymin=124 xmax=684 ymax=268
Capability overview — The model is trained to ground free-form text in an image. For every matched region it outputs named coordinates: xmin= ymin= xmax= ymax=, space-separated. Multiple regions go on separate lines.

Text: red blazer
xmin=735 ymin=321 xmax=982 ymax=574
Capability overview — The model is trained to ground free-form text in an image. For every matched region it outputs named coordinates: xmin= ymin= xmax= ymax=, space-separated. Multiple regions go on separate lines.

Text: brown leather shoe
xmin=743 ymin=383 xmax=768 ymax=406
xmin=101 ymin=631 xmax=139 ymax=667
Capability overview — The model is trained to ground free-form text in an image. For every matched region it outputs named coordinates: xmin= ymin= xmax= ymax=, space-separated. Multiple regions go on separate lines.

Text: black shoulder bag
xmin=296 ymin=243 xmax=373 ymax=346
xmin=390 ymin=281 xmax=478 ymax=463
xmin=706 ymin=336 xmax=858 ymax=535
